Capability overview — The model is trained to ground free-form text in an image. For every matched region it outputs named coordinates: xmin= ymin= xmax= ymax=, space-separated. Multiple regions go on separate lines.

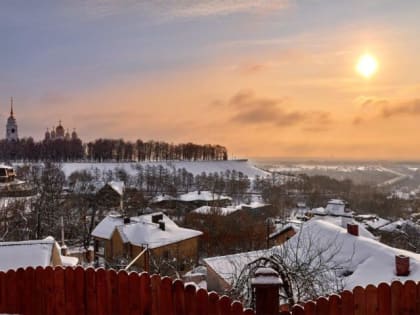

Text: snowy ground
xmin=60 ymin=160 xmax=269 ymax=179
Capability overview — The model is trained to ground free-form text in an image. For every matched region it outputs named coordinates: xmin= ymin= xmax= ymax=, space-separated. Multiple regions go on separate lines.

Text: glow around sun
xmin=356 ymin=54 xmax=378 ymax=78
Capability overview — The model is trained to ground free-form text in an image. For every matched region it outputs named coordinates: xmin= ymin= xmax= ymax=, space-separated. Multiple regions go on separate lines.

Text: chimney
xmin=347 ymin=223 xmax=359 ymax=236
xmin=159 ymin=221 xmax=165 ymax=231
xmin=396 ymin=255 xmax=410 ymax=276
xmin=123 ymin=216 xmax=130 ymax=224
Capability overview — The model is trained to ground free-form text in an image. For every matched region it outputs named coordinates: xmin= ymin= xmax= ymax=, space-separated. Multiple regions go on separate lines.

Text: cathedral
xmin=5 ymin=97 xmax=18 ymax=142
xmin=3 ymin=97 xmax=80 ymax=142
xmin=44 ymin=121 xmax=79 ymax=141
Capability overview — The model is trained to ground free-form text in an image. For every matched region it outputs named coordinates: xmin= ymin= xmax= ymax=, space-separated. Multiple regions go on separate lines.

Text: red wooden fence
xmin=0 ymin=266 xmax=255 ymax=315
xmin=282 ymin=281 xmax=420 ymax=315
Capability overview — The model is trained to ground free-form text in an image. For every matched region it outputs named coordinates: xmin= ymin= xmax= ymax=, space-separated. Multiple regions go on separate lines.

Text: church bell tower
xmin=6 ymin=97 xmax=18 ymax=142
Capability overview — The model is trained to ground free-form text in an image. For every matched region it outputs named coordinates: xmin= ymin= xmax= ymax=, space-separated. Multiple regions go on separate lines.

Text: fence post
xmin=251 ymin=268 xmax=282 ymax=315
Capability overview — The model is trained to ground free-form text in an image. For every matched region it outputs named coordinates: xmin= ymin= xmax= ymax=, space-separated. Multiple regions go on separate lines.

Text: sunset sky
xmin=2 ymin=1 xmax=420 ymax=160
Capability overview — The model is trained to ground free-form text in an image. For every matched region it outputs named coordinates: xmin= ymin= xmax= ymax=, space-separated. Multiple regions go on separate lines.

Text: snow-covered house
xmin=203 ymin=219 xmax=420 ymax=295
xmin=0 ymin=164 xmax=16 ymax=183
xmin=92 ymin=212 xmax=202 ymax=271
xmin=191 ymin=201 xmax=271 ymax=217
xmin=0 ymin=237 xmax=78 ymax=271
xmin=151 ymin=190 xmax=232 ymax=210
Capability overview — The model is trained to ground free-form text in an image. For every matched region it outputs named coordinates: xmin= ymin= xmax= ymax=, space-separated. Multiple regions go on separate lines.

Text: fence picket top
xmin=127 ymin=271 xmax=141 ymax=315
xmin=208 ymin=291 xmax=220 ymax=315
xmin=53 ymin=266 xmax=66 ymax=315
xmin=118 ymin=268 xmax=130 ymax=315
xmin=314 ymin=297 xmax=328 ymax=315
xmin=44 ymin=265 xmax=55 ymax=315
xmin=243 ymin=308 xmax=255 ymax=315
xmin=97 ymin=267 xmax=111 ymax=315
xmin=391 ymin=280 xmax=403 ymax=315
xmin=160 ymin=276 xmax=175 ymax=315
xmin=219 ymin=295 xmax=233 ymax=315
xmin=139 ymin=272 xmax=151 ymax=315
xmin=15 ymin=268 xmax=25 ymax=314
xmin=85 ymin=266 xmax=97 ymax=315
xmin=303 ymin=300 xmax=315 ymax=315
xmin=353 ymin=286 xmax=367 ymax=315
xmin=34 ymin=266 xmax=47 ymax=315
xmin=328 ymin=294 xmax=341 ymax=315
xmin=196 ymin=288 xmax=209 ymax=315
xmin=64 ymin=266 xmax=76 ymax=315
xmin=151 ymin=274 xmax=162 ymax=315
xmin=291 ymin=304 xmax=305 ymax=315
xmin=22 ymin=266 xmax=35 ymax=315
xmin=402 ymin=280 xmax=417 ymax=314
xmin=365 ymin=285 xmax=378 ymax=315
xmin=74 ymin=266 xmax=86 ymax=315
xmin=185 ymin=283 xmax=197 ymax=315
xmin=231 ymin=300 xmax=244 ymax=315
xmin=377 ymin=282 xmax=391 ymax=315
xmin=173 ymin=279 xmax=186 ymax=315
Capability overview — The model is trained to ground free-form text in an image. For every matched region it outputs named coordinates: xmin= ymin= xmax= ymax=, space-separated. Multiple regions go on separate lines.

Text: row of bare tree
xmin=0 ymin=138 xmax=228 ymax=162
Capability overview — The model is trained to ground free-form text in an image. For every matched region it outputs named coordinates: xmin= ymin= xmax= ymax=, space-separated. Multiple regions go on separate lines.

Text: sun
xmin=356 ymin=54 xmax=378 ymax=78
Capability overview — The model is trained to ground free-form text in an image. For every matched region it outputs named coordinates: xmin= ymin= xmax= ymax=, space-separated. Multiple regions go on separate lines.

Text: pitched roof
xmin=92 ymin=212 xmax=203 ymax=249
xmin=0 ymin=236 xmax=77 ymax=271
xmin=204 ymin=219 xmax=420 ymax=290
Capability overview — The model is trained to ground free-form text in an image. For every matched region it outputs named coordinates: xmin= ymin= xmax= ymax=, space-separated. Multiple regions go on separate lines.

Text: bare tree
xmin=229 ymin=225 xmax=353 ymax=307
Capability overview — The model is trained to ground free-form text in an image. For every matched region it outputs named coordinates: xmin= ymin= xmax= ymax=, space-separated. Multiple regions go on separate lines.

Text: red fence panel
xmin=0 ymin=266 xmax=419 ymax=315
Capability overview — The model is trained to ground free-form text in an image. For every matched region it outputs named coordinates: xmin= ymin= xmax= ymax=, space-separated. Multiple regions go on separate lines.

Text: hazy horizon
xmin=2 ymin=1 xmax=420 ymax=160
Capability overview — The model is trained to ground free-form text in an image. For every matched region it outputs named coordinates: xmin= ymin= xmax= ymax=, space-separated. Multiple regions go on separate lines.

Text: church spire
xmin=10 ymin=97 xmax=14 ymax=117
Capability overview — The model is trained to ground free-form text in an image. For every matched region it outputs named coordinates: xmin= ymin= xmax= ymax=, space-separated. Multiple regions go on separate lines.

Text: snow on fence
xmin=281 ymin=281 xmax=420 ymax=315
xmin=0 ymin=266 xmax=254 ymax=315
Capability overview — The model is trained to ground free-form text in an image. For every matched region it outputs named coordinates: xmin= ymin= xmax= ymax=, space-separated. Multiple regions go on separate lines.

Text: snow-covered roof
xmin=362 ymin=217 xmax=390 ymax=230
xmin=91 ymin=215 xmax=124 ymax=239
xmin=192 ymin=205 xmax=240 ymax=216
xmin=192 ymin=201 xmax=269 ymax=216
xmin=325 ymin=199 xmax=346 ymax=215
xmin=151 ymin=194 xmax=176 ymax=203
xmin=0 ymin=164 xmax=14 ymax=169
xmin=0 ymin=237 xmax=77 ymax=271
xmin=204 ymin=219 xmax=420 ymax=290
xmin=378 ymin=219 xmax=418 ymax=233
xmin=92 ymin=212 xmax=203 ymax=249
xmin=179 ymin=191 xmax=231 ymax=202
xmin=107 ymin=181 xmax=124 ymax=196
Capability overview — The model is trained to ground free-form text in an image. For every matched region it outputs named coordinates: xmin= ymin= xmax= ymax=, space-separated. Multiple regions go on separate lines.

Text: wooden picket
xmin=0 ymin=266 xmax=254 ymax=315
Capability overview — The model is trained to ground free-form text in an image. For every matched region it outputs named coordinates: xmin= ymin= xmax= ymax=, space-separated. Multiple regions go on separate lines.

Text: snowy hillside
xmin=60 ymin=160 xmax=269 ymax=179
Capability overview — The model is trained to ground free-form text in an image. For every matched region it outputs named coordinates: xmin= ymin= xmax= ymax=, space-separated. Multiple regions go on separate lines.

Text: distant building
xmin=0 ymin=164 xmax=16 ymax=183
xmin=44 ymin=120 xmax=79 ymax=141
xmin=5 ymin=97 xmax=18 ymax=142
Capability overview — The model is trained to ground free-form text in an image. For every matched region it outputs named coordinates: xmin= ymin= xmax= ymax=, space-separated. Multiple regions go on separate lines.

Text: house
xmin=91 ymin=212 xmax=202 ymax=272
xmin=191 ymin=201 xmax=271 ymax=217
xmin=203 ymin=218 xmax=420 ymax=294
xmin=95 ymin=181 xmax=125 ymax=209
xmin=0 ymin=164 xmax=16 ymax=183
xmin=0 ymin=236 xmax=78 ymax=271
xmin=151 ymin=190 xmax=232 ymax=211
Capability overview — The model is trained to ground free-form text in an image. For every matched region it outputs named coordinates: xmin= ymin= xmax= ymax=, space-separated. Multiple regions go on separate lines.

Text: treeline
xmin=86 ymin=139 xmax=228 ymax=162
xmin=0 ymin=138 xmax=228 ymax=162
xmin=0 ymin=138 xmax=84 ymax=161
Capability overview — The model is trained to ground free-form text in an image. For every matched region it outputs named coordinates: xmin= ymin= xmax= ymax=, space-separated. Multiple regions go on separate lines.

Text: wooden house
xmin=92 ymin=212 xmax=202 ymax=273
